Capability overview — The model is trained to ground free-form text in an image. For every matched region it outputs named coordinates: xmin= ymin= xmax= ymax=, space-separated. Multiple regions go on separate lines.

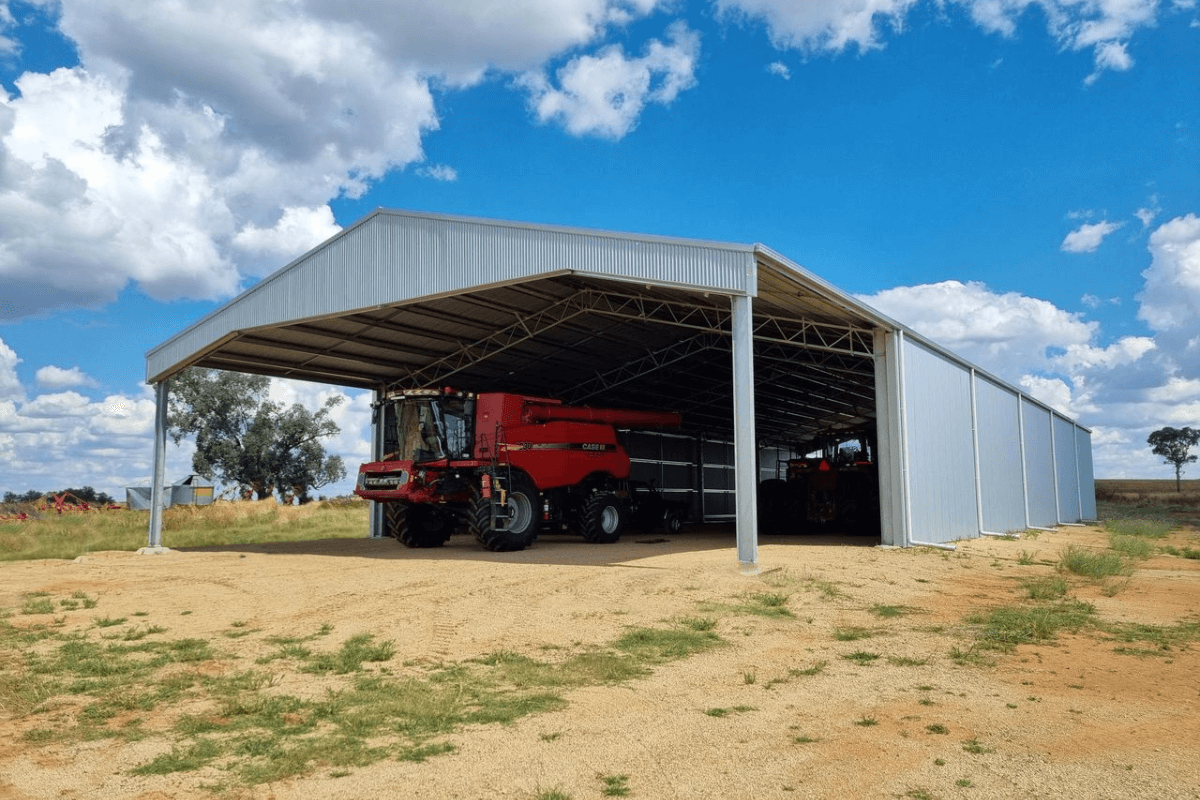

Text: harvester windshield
xmin=392 ymin=394 xmax=474 ymax=463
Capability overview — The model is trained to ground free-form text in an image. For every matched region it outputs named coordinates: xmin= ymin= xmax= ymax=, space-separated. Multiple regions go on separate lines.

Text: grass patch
xmin=962 ymin=738 xmax=995 ymax=754
xmin=1 ymin=608 xmax=721 ymax=788
xmin=833 ymin=626 xmax=874 ymax=641
xmin=0 ymin=499 xmax=371 ymax=562
xmin=1104 ymin=518 xmax=1171 ymax=538
xmin=1020 ymin=576 xmax=1069 ymax=601
xmin=301 ymin=633 xmax=396 ymax=674
xmin=1102 ymin=620 xmax=1200 ymax=656
xmin=1110 ymin=535 xmax=1154 ymax=559
xmin=887 ymin=655 xmax=930 ymax=667
xmin=704 ymin=705 xmax=755 ymax=718
xmin=1059 ymin=546 xmax=1131 ymax=579
xmin=600 ymin=774 xmax=631 ymax=797
xmin=854 ymin=716 xmax=878 ymax=727
xmin=869 ymin=604 xmax=913 ymax=618
xmin=965 ymin=600 xmax=1095 ymax=652
xmin=789 ymin=660 xmax=827 ymax=677
xmin=842 ymin=651 xmax=880 ymax=666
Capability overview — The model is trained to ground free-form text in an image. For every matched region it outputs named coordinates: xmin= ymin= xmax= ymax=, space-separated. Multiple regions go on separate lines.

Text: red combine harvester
xmin=355 ymin=388 xmax=681 ymax=551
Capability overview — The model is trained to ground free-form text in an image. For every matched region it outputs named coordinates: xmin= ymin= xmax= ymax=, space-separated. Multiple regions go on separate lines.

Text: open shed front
xmin=144 ymin=209 xmax=1096 ymax=563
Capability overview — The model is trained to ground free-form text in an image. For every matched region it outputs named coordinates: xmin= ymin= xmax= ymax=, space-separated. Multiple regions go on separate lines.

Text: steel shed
xmin=143 ymin=209 xmax=1097 ymax=564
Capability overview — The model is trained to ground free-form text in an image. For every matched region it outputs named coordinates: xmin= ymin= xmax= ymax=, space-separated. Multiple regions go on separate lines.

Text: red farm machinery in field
xmin=354 ymin=388 xmax=681 ymax=551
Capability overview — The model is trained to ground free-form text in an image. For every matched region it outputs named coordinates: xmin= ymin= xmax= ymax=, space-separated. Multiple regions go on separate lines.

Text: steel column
xmin=369 ymin=388 xmax=385 ymax=538
xmin=731 ymin=293 xmax=758 ymax=569
xmin=147 ymin=379 xmax=169 ymax=549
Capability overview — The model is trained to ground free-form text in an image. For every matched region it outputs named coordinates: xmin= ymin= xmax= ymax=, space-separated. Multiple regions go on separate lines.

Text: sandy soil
xmin=1 ymin=524 xmax=1198 ymax=800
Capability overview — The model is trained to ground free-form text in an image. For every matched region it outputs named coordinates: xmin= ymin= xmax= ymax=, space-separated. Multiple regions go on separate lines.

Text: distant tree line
xmin=2 ymin=486 xmax=116 ymax=505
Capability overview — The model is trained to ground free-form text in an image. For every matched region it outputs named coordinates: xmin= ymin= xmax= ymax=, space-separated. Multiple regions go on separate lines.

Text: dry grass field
xmin=1 ymin=481 xmax=1198 ymax=799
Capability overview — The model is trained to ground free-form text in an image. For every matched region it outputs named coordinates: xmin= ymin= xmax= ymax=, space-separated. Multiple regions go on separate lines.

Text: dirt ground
xmin=2 ymin=523 xmax=1198 ymax=800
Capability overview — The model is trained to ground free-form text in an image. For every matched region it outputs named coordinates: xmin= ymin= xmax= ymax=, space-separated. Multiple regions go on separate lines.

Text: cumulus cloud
xmin=858 ymin=278 xmax=1161 ymax=426
xmin=417 ymin=164 xmax=460 ymax=182
xmin=1137 ymin=213 xmax=1200 ymax=331
xmin=767 ymin=61 xmax=791 ymax=79
xmin=0 ymin=338 xmax=23 ymax=401
xmin=0 ymin=338 xmax=372 ymax=498
xmin=0 ymin=0 xmax=670 ymax=320
xmin=855 ymin=259 xmax=1200 ymax=479
xmin=230 ymin=206 xmax=342 ymax=270
xmin=521 ymin=21 xmax=700 ymax=138
xmin=1061 ymin=220 xmax=1122 ymax=253
xmin=715 ymin=0 xmax=919 ymax=53
xmin=35 ymin=365 xmax=100 ymax=390
xmin=721 ymin=0 xmax=1174 ymax=82
xmin=860 ymin=279 xmax=1099 ymax=381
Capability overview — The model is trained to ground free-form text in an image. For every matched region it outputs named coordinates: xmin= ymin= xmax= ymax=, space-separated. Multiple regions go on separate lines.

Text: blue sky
xmin=0 ymin=0 xmax=1197 ymax=500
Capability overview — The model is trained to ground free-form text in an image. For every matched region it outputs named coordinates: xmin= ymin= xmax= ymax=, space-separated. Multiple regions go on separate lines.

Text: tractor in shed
xmin=758 ymin=435 xmax=881 ymax=536
xmin=355 ymin=388 xmax=681 ymax=551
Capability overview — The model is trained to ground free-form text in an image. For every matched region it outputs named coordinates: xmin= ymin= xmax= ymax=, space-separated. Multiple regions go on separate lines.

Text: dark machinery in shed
xmin=758 ymin=432 xmax=881 ymax=536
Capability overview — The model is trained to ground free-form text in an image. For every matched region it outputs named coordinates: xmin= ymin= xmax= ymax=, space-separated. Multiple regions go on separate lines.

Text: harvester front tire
xmin=390 ymin=502 xmax=452 ymax=548
xmin=470 ymin=473 xmax=539 ymax=552
xmin=581 ymin=491 xmax=626 ymax=543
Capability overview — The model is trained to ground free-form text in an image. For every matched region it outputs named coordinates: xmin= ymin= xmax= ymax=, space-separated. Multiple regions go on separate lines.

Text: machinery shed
xmin=144 ymin=209 xmax=1097 ymax=566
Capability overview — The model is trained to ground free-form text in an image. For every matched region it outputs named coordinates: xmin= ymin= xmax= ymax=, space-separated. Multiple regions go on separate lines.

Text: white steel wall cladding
xmin=147 ymin=211 xmax=756 ymax=382
xmin=1054 ymin=415 xmax=1082 ymax=522
xmin=902 ymin=338 xmax=980 ymax=544
xmin=1022 ymin=400 xmax=1059 ymax=528
xmin=1077 ymin=429 xmax=1097 ymax=520
xmin=973 ymin=376 xmax=1029 ymax=534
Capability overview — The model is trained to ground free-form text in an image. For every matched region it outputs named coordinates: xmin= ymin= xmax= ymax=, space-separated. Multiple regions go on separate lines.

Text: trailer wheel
xmin=389 ymin=502 xmax=452 ymax=548
xmin=581 ymin=491 xmax=626 ymax=543
xmin=470 ymin=473 xmax=539 ymax=552
xmin=663 ymin=511 xmax=682 ymax=533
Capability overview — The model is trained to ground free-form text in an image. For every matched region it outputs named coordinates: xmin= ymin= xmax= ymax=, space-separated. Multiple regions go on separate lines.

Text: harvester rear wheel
xmin=581 ymin=491 xmax=626 ymax=543
xmin=470 ymin=473 xmax=540 ymax=552
xmin=390 ymin=502 xmax=452 ymax=548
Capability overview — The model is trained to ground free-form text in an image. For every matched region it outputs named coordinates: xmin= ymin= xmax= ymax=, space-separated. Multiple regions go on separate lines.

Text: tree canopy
xmin=167 ymin=368 xmax=346 ymax=503
xmin=1147 ymin=426 xmax=1199 ymax=493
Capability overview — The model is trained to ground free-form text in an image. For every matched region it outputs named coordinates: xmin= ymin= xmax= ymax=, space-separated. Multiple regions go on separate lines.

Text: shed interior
xmin=182 ymin=266 xmax=882 ymax=461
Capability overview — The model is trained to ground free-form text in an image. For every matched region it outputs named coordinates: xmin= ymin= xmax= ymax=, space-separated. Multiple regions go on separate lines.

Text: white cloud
xmin=720 ymin=0 xmax=1174 ymax=82
xmin=1137 ymin=213 xmax=1200 ymax=331
xmin=0 ymin=338 xmax=371 ymax=499
xmin=767 ymin=61 xmax=791 ymax=79
xmin=715 ymin=0 xmax=919 ymax=53
xmin=1061 ymin=220 xmax=1122 ymax=253
xmin=35 ymin=365 xmax=100 ymax=389
xmin=0 ymin=338 xmax=23 ymax=400
xmin=417 ymin=164 xmax=460 ymax=182
xmin=522 ymin=21 xmax=700 ymax=139
xmin=0 ymin=0 xmax=671 ymax=319
xmin=1136 ymin=202 xmax=1159 ymax=228
xmin=860 ymin=279 xmax=1099 ymax=382
xmin=231 ymin=206 xmax=342 ymax=269
xmin=1019 ymin=374 xmax=1074 ymax=414
xmin=1086 ymin=40 xmax=1134 ymax=84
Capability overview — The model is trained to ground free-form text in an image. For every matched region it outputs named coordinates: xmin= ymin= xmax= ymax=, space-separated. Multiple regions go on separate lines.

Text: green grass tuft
xmin=1059 ymin=546 xmax=1131 ymax=579
xmin=966 ymin=600 xmax=1095 ymax=652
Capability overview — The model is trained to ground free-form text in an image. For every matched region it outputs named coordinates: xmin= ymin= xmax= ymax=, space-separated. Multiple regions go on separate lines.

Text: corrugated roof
xmin=145 ymin=209 xmax=1081 ymax=449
